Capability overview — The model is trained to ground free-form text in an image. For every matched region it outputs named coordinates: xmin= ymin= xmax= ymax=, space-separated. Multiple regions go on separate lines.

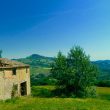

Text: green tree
xmin=68 ymin=46 xmax=98 ymax=97
xmin=51 ymin=46 xmax=98 ymax=97
xmin=0 ymin=50 xmax=2 ymax=58
xmin=51 ymin=51 xmax=68 ymax=85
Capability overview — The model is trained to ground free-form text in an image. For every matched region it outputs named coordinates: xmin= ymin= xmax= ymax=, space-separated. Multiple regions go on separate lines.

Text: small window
xmin=12 ymin=68 xmax=16 ymax=75
xmin=26 ymin=68 xmax=28 ymax=73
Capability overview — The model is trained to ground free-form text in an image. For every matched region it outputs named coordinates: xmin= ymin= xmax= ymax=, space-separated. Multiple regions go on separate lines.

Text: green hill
xmin=13 ymin=54 xmax=110 ymax=80
xmin=93 ymin=60 xmax=110 ymax=80
xmin=13 ymin=54 xmax=54 ymax=68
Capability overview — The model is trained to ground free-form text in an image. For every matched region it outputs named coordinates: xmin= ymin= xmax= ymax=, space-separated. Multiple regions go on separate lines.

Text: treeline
xmin=31 ymin=73 xmax=110 ymax=87
xmin=97 ymin=80 xmax=110 ymax=87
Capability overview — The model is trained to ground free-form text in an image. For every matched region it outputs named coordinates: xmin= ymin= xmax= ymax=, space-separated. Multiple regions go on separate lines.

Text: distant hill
xmin=93 ymin=60 xmax=110 ymax=70
xmin=13 ymin=54 xmax=110 ymax=80
xmin=13 ymin=54 xmax=54 ymax=68
xmin=93 ymin=60 xmax=110 ymax=80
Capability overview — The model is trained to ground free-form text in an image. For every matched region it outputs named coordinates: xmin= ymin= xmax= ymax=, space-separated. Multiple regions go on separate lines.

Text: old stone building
xmin=0 ymin=58 xmax=31 ymax=100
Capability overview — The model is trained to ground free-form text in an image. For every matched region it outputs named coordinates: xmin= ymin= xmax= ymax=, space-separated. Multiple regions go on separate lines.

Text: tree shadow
xmin=98 ymin=93 xmax=110 ymax=101
xmin=32 ymin=86 xmax=110 ymax=100
xmin=31 ymin=86 xmax=73 ymax=98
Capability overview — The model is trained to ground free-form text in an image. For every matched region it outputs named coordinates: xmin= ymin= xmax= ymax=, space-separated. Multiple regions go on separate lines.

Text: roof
xmin=0 ymin=58 xmax=29 ymax=69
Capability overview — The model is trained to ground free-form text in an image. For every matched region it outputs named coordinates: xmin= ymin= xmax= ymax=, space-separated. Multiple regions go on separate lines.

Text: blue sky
xmin=0 ymin=0 xmax=110 ymax=60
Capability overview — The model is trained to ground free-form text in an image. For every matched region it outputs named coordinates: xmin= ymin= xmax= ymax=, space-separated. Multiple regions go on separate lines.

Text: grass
xmin=97 ymin=87 xmax=110 ymax=100
xmin=31 ymin=86 xmax=55 ymax=97
xmin=0 ymin=87 xmax=110 ymax=110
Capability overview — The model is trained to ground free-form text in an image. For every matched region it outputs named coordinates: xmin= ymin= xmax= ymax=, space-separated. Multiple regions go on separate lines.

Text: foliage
xmin=51 ymin=51 xmax=68 ymax=85
xmin=31 ymin=73 xmax=57 ymax=86
xmin=0 ymin=50 xmax=2 ymax=58
xmin=51 ymin=46 xmax=98 ymax=97
xmin=11 ymin=84 xmax=18 ymax=98
xmin=93 ymin=60 xmax=110 ymax=80
xmin=13 ymin=53 xmax=110 ymax=82
xmin=30 ymin=67 xmax=57 ymax=86
xmin=32 ymin=86 xmax=55 ymax=97
xmin=97 ymin=80 xmax=110 ymax=87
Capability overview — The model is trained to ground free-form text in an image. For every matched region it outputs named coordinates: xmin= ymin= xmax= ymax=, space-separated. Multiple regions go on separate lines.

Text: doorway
xmin=20 ymin=82 xmax=27 ymax=96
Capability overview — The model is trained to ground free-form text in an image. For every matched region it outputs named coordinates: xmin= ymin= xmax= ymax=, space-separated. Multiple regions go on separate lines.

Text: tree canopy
xmin=0 ymin=50 xmax=2 ymax=58
xmin=51 ymin=46 xmax=98 ymax=97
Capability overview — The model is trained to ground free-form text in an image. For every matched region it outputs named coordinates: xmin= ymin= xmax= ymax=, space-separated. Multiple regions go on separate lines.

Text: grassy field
xmin=0 ymin=87 xmax=110 ymax=110
xmin=30 ymin=67 xmax=51 ymax=75
xmin=97 ymin=87 xmax=110 ymax=100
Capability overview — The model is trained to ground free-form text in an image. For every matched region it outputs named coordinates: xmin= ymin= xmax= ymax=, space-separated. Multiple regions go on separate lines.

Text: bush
xmin=32 ymin=86 xmax=53 ymax=97
xmin=85 ymin=86 xmax=97 ymax=98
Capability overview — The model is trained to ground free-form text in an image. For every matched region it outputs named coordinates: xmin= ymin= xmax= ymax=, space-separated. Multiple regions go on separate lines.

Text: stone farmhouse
xmin=0 ymin=58 xmax=31 ymax=100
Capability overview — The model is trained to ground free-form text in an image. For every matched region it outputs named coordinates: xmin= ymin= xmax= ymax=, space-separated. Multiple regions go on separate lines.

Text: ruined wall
xmin=0 ymin=67 xmax=31 ymax=100
xmin=16 ymin=67 xmax=31 ymax=96
xmin=3 ymin=69 xmax=17 ymax=99
xmin=0 ymin=70 xmax=4 ymax=99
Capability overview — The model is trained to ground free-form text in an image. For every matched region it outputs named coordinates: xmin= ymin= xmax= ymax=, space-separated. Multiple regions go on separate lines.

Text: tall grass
xmin=0 ymin=87 xmax=109 ymax=110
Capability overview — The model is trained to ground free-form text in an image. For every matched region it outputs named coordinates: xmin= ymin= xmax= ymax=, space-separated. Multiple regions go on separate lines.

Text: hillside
xmin=93 ymin=60 xmax=110 ymax=70
xmin=93 ymin=60 xmax=110 ymax=80
xmin=13 ymin=54 xmax=54 ymax=68
xmin=13 ymin=54 xmax=110 ymax=80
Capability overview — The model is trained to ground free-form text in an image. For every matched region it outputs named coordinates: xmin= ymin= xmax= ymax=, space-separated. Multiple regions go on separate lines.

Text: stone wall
xmin=0 ymin=67 xmax=31 ymax=100
xmin=16 ymin=67 xmax=31 ymax=96
xmin=0 ymin=70 xmax=4 ymax=99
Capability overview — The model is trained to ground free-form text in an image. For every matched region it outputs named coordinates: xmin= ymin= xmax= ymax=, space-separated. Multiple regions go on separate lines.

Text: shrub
xmin=32 ymin=86 xmax=53 ymax=97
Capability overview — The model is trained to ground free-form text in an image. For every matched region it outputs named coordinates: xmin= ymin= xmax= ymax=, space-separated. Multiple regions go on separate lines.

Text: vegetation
xmin=30 ymin=67 xmax=57 ymax=86
xmin=93 ymin=60 xmax=110 ymax=87
xmin=0 ymin=47 xmax=110 ymax=109
xmin=30 ymin=67 xmax=50 ymax=75
xmin=31 ymin=73 xmax=57 ymax=86
xmin=11 ymin=84 xmax=18 ymax=98
xmin=97 ymin=87 xmax=110 ymax=100
xmin=0 ymin=50 xmax=2 ymax=58
xmin=13 ymin=54 xmax=54 ymax=68
xmin=97 ymin=80 xmax=110 ymax=87
xmin=93 ymin=60 xmax=110 ymax=88
xmin=0 ymin=86 xmax=110 ymax=110
xmin=32 ymin=86 xmax=55 ymax=97
xmin=51 ymin=46 xmax=98 ymax=97
xmin=13 ymin=52 xmax=110 ymax=87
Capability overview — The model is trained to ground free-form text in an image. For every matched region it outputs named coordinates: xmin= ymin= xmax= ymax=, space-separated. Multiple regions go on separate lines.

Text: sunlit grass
xmin=0 ymin=87 xmax=110 ymax=110
xmin=97 ymin=87 xmax=110 ymax=100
